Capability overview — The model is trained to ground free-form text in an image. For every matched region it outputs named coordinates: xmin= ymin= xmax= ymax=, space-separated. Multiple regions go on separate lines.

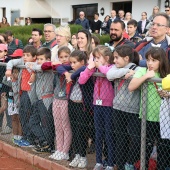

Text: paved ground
xmin=0 ymin=151 xmax=41 ymax=170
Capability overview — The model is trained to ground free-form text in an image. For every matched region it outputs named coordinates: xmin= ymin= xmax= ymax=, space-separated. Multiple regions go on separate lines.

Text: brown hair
xmin=58 ymin=46 xmax=71 ymax=56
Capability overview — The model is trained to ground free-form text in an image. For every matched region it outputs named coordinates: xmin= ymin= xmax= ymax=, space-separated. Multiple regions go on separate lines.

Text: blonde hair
xmin=55 ymin=25 xmax=71 ymax=41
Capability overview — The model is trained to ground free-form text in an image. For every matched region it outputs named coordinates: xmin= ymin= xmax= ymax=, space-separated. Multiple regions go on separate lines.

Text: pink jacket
xmin=79 ymin=65 xmax=114 ymax=107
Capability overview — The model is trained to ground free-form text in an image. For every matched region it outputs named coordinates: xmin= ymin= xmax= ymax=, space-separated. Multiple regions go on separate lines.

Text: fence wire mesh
xmin=0 ymin=62 xmax=170 ymax=170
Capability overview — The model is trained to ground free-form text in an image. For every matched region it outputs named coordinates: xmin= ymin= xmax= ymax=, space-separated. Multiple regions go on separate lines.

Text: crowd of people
xmin=0 ymin=5 xmax=170 ymax=170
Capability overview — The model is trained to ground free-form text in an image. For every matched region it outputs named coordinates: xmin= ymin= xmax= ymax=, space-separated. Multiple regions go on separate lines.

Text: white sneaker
xmin=78 ymin=157 xmax=87 ymax=168
xmin=69 ymin=154 xmax=81 ymax=167
xmin=49 ymin=150 xmax=60 ymax=159
xmin=54 ymin=152 xmax=69 ymax=161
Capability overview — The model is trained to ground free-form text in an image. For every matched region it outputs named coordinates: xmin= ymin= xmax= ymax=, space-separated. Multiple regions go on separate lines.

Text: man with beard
xmin=135 ymin=13 xmax=170 ymax=67
xmin=108 ymin=20 xmax=135 ymax=48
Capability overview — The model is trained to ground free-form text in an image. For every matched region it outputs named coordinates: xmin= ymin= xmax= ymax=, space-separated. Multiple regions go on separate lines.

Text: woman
xmin=101 ymin=15 xmax=110 ymax=35
xmin=14 ymin=18 xmax=20 ymax=26
xmin=137 ymin=12 xmax=150 ymax=38
xmin=25 ymin=17 xmax=32 ymax=25
xmin=51 ymin=25 xmax=73 ymax=62
xmin=0 ymin=17 xmax=10 ymax=28
xmin=124 ymin=12 xmax=132 ymax=32
xmin=148 ymin=6 xmax=159 ymax=21
xmin=71 ymin=33 xmax=77 ymax=50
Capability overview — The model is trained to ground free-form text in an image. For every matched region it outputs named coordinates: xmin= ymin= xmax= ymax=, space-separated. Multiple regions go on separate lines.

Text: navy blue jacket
xmin=75 ymin=18 xmax=90 ymax=30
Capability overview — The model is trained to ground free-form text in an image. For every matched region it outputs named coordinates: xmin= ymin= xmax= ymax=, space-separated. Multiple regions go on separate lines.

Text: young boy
xmin=127 ymin=19 xmax=142 ymax=43
xmin=2 ymin=49 xmax=23 ymax=143
xmin=5 ymin=45 xmax=37 ymax=146
xmin=26 ymin=47 xmax=55 ymax=152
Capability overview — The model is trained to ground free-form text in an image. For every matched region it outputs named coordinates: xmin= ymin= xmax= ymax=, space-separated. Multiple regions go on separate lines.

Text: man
xmin=41 ymin=23 xmax=57 ymax=49
xmin=75 ymin=11 xmax=90 ymax=30
xmin=165 ymin=7 xmax=170 ymax=17
xmin=106 ymin=10 xmax=119 ymax=33
xmin=29 ymin=28 xmax=43 ymax=49
xmin=118 ymin=10 xmax=125 ymax=20
xmin=127 ymin=19 xmax=142 ymax=43
xmin=5 ymin=30 xmax=23 ymax=55
xmin=108 ymin=20 xmax=135 ymax=48
xmin=135 ymin=13 xmax=170 ymax=67
xmin=90 ymin=12 xmax=102 ymax=34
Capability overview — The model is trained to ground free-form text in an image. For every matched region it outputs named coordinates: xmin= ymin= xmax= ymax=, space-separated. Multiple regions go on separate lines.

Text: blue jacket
xmin=75 ymin=18 xmax=90 ymax=30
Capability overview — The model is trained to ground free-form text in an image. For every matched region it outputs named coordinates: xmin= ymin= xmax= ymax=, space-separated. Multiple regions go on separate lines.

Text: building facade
xmin=0 ymin=0 xmax=166 ymax=26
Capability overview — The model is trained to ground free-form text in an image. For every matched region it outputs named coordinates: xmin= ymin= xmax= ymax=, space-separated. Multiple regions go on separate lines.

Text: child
xmin=128 ymin=47 xmax=170 ymax=169
xmin=41 ymin=46 xmax=72 ymax=158
xmin=62 ymin=50 xmax=88 ymax=168
xmin=5 ymin=45 xmax=37 ymax=146
xmin=26 ymin=47 xmax=55 ymax=152
xmin=107 ymin=45 xmax=141 ymax=170
xmin=3 ymin=49 xmax=23 ymax=143
xmin=0 ymin=43 xmax=12 ymax=135
xmin=79 ymin=45 xmax=115 ymax=170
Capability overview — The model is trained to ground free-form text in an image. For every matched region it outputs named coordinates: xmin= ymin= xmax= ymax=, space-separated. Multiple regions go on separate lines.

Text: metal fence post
xmin=140 ymin=82 xmax=148 ymax=170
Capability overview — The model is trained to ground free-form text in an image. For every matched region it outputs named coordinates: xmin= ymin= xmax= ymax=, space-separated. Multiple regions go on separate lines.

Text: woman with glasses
xmin=137 ymin=12 xmax=150 ymax=38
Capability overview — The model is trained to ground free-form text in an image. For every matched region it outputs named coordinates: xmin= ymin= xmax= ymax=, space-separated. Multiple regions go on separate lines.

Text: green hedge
xmin=0 ymin=24 xmax=110 ymax=45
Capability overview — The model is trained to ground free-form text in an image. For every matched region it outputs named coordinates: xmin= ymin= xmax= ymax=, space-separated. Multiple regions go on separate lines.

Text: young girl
xmin=79 ymin=45 xmax=115 ymax=170
xmin=106 ymin=45 xmax=141 ymax=170
xmin=63 ymin=50 xmax=88 ymax=169
xmin=44 ymin=46 xmax=72 ymax=160
xmin=128 ymin=47 xmax=170 ymax=169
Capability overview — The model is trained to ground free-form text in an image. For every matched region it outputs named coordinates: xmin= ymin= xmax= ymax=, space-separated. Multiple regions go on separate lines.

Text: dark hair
xmin=58 ymin=46 xmax=71 ymax=56
xmin=114 ymin=45 xmax=139 ymax=65
xmin=94 ymin=12 xmax=99 ymax=16
xmin=93 ymin=45 xmax=114 ymax=64
xmin=154 ymin=12 xmax=170 ymax=27
xmin=36 ymin=47 xmax=51 ymax=60
xmin=91 ymin=34 xmax=100 ymax=46
xmin=23 ymin=45 xmax=37 ymax=57
xmin=2 ymin=17 xmax=8 ymax=23
xmin=127 ymin=19 xmax=138 ymax=27
xmin=5 ymin=30 xmax=13 ymax=36
xmin=145 ymin=47 xmax=170 ymax=78
xmin=112 ymin=20 xmax=125 ymax=30
xmin=0 ymin=33 xmax=7 ymax=43
xmin=32 ymin=28 xmax=43 ymax=36
xmin=70 ymin=50 xmax=87 ymax=65
xmin=104 ymin=15 xmax=110 ymax=21
xmin=26 ymin=17 xmax=32 ymax=25
xmin=77 ymin=29 xmax=92 ymax=55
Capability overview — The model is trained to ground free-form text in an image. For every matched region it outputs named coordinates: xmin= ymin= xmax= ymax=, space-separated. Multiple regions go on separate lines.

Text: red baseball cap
xmin=10 ymin=49 xmax=23 ymax=57
xmin=0 ymin=44 xmax=7 ymax=51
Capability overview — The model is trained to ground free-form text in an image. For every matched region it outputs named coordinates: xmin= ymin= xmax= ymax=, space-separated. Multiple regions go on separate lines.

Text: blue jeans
xmin=94 ymin=105 xmax=115 ymax=166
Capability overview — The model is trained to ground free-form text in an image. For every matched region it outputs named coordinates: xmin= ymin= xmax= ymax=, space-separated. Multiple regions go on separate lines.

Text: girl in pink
xmin=79 ymin=45 xmax=115 ymax=170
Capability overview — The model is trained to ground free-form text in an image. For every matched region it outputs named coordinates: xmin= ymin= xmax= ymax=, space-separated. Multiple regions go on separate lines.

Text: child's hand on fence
xmin=5 ymin=70 xmax=12 ymax=77
xmin=157 ymin=89 xmax=170 ymax=98
xmin=87 ymin=53 xmax=95 ymax=70
xmin=26 ymin=62 xmax=34 ymax=70
xmin=124 ymin=70 xmax=135 ymax=79
xmin=28 ymin=72 xmax=36 ymax=84
xmin=145 ymin=70 xmax=155 ymax=79
xmin=65 ymin=72 xmax=72 ymax=83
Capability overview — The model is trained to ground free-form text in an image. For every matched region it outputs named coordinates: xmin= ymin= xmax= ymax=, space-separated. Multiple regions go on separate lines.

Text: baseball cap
xmin=10 ymin=49 xmax=23 ymax=57
xmin=0 ymin=44 xmax=7 ymax=51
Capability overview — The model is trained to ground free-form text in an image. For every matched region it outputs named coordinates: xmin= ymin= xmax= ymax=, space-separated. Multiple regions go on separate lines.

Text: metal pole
xmin=140 ymin=82 xmax=148 ymax=170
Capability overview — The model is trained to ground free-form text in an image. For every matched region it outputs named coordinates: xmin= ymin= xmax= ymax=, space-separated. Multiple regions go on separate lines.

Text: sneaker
xmin=93 ymin=163 xmax=104 ymax=170
xmin=33 ymin=141 xmax=52 ymax=153
xmin=12 ymin=138 xmax=20 ymax=145
xmin=17 ymin=139 xmax=33 ymax=147
xmin=77 ymin=157 xmax=87 ymax=168
xmin=102 ymin=159 xmax=108 ymax=169
xmin=53 ymin=152 xmax=69 ymax=161
xmin=105 ymin=166 xmax=114 ymax=170
xmin=1 ymin=126 xmax=12 ymax=135
xmin=69 ymin=154 xmax=81 ymax=167
xmin=125 ymin=163 xmax=135 ymax=170
xmin=49 ymin=150 xmax=60 ymax=159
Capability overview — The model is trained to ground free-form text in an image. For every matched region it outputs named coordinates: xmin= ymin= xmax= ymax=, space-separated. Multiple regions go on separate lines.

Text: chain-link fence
xmin=0 ymin=62 xmax=170 ymax=170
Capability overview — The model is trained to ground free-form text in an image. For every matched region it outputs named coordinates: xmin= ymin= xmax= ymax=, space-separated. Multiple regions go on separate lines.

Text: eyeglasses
xmin=43 ymin=30 xmax=54 ymax=33
xmin=150 ymin=22 xmax=167 ymax=27
xmin=165 ymin=10 xmax=170 ymax=12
